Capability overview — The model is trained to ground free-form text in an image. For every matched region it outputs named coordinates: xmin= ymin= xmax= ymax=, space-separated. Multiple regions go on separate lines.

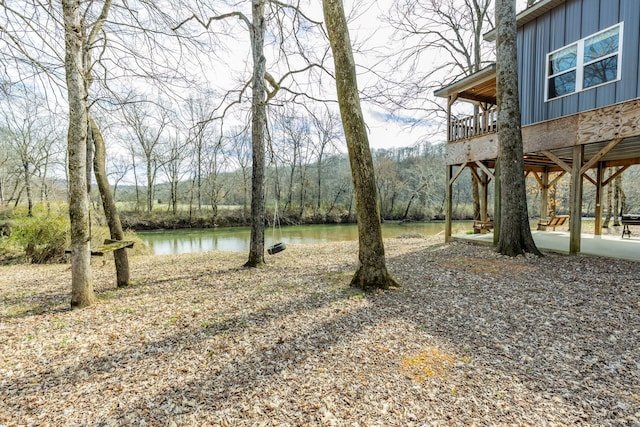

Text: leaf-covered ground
xmin=1 ymin=236 xmax=639 ymax=426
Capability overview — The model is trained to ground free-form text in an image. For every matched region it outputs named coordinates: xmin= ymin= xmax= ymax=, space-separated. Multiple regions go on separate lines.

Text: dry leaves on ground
xmin=1 ymin=235 xmax=639 ymax=426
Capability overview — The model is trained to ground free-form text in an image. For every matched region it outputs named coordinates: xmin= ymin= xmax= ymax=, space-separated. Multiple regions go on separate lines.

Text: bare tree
xmin=0 ymin=125 xmax=25 ymax=208
xmin=322 ymin=0 xmax=398 ymax=290
xmin=173 ymin=0 xmax=328 ymax=267
xmin=107 ymin=155 xmax=132 ymax=202
xmin=160 ymin=129 xmax=191 ymax=215
xmin=227 ymin=126 xmax=253 ymax=220
xmin=62 ymin=0 xmax=95 ymax=308
xmin=184 ymin=95 xmax=216 ymax=212
xmin=373 ymin=152 xmax=402 ymax=218
xmin=2 ymin=0 xmax=223 ymax=305
xmin=494 ymin=0 xmax=541 ymax=256
xmin=90 ymin=117 xmax=130 ymax=287
xmin=385 ymin=0 xmax=493 ymax=122
xmin=0 ymin=92 xmax=56 ymax=216
xmin=271 ymin=107 xmax=313 ymax=215
xmin=385 ymin=0 xmax=494 ymax=219
xmin=309 ymin=108 xmax=342 ymax=213
xmin=122 ymin=101 xmax=169 ymax=214
xmin=202 ymin=136 xmax=229 ymax=222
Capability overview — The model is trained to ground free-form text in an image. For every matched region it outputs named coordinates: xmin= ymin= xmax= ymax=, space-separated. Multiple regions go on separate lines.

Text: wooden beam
xmin=446 ymin=133 xmax=499 ymax=165
xmin=549 ymin=171 xmax=566 ymax=187
xmin=569 ymin=145 xmax=584 ymax=255
xmin=447 ymin=96 xmax=454 ymax=142
xmin=602 ymin=165 xmax=630 ymax=187
xmin=531 ymin=171 xmax=543 ymax=187
xmin=450 ymin=162 xmax=468 ymax=186
xmin=522 ymin=115 xmax=578 ymax=153
xmin=468 ymin=165 xmax=481 ymax=183
xmin=474 ymin=161 xmax=494 ymax=180
xmin=445 ymin=165 xmax=453 ymax=242
xmin=602 ymin=157 xmax=640 ymax=168
xmin=579 ymin=137 xmax=623 ymax=175
xmin=542 ymin=150 xmax=572 ymax=173
xmin=583 ymin=172 xmax=597 ymax=187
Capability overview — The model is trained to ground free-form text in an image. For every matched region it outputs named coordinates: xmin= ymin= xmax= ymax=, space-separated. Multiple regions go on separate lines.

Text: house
xmin=434 ymin=0 xmax=640 ymax=254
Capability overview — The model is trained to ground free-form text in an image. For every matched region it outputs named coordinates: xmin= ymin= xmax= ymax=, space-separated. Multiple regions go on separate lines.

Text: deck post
xmin=446 ymin=96 xmax=453 ymax=143
xmin=445 ymin=164 xmax=453 ymax=242
xmin=493 ymin=158 xmax=501 ymax=245
xmin=594 ymin=162 xmax=604 ymax=236
xmin=569 ymin=145 xmax=584 ymax=254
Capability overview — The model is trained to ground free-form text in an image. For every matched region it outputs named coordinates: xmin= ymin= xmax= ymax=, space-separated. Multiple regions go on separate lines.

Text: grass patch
xmin=400 ymin=346 xmax=456 ymax=382
xmin=5 ymin=304 xmax=44 ymax=316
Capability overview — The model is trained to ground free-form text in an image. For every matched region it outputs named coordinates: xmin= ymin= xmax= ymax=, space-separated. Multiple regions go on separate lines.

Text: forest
xmin=2 ymin=94 xmax=639 ymax=229
xmin=1 ymin=0 xmax=638 ymax=234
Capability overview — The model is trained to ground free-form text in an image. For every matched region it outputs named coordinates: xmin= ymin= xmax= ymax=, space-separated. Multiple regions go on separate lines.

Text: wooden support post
xmin=594 ymin=162 xmax=604 ymax=236
xmin=493 ymin=158 xmax=501 ymax=246
xmin=447 ymin=96 xmax=454 ymax=143
xmin=569 ymin=145 xmax=584 ymax=254
xmin=445 ymin=164 xmax=453 ymax=242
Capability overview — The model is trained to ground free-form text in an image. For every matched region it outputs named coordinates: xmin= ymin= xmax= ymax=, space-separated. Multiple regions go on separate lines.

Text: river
xmin=138 ymin=221 xmax=474 ymax=255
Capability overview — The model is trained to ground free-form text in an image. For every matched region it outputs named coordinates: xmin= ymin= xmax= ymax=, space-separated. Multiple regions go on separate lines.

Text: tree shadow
xmin=3 ymin=241 xmax=639 ymax=424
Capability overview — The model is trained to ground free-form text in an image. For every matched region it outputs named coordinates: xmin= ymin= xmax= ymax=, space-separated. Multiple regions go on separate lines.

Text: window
xmin=546 ymin=23 xmax=623 ymax=101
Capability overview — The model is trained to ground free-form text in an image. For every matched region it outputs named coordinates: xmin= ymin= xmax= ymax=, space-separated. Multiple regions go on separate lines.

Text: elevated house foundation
xmin=435 ymin=0 xmax=640 ymax=255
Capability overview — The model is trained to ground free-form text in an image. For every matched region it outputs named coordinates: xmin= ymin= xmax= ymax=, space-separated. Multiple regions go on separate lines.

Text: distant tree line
xmin=2 ymin=85 xmax=640 ymax=226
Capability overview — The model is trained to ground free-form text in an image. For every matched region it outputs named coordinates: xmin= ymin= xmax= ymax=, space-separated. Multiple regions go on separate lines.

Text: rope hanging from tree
xmin=267 ymin=200 xmax=286 ymax=255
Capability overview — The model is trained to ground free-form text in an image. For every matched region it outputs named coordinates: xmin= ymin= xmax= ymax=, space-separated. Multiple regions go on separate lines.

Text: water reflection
xmin=139 ymin=222 xmax=472 ymax=255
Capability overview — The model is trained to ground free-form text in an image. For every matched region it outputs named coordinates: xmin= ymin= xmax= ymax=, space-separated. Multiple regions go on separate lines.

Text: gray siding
xmin=517 ymin=0 xmax=640 ymax=126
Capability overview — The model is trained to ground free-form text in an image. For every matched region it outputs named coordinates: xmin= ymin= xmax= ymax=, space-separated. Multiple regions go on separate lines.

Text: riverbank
xmin=1 ymin=236 xmax=638 ymax=425
xmin=118 ymin=209 xmax=450 ymax=231
xmin=119 ymin=209 xmax=360 ymax=230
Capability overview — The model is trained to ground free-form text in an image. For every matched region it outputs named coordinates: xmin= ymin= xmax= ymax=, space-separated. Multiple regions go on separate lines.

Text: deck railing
xmin=449 ymin=106 xmax=498 ymax=142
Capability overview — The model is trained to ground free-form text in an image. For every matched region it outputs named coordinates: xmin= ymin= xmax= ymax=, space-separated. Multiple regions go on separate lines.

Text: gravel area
xmin=1 ymin=235 xmax=639 ymax=426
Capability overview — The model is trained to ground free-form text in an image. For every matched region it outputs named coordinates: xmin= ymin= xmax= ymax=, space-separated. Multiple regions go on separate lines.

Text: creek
xmin=138 ymin=221 xmax=474 ymax=255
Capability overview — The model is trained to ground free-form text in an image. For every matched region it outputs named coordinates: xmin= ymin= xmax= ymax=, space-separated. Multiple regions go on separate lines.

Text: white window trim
xmin=545 ymin=22 xmax=624 ymax=102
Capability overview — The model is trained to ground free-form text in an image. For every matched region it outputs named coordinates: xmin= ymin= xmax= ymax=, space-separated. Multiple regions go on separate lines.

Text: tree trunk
xmin=495 ymin=0 xmax=541 ymax=257
xmin=316 ymin=151 xmax=323 ymax=212
xmin=604 ymin=168 xmax=613 ymax=227
xmin=90 ymin=117 xmax=130 ymax=287
xmin=322 ymin=0 xmax=398 ymax=290
xmin=613 ymin=170 xmax=622 ymax=226
xmin=245 ymin=0 xmax=267 ymax=267
xmin=22 ymin=161 xmax=33 ymax=217
xmin=146 ymin=158 xmax=153 ymax=213
xmin=63 ymin=0 xmax=95 ymax=308
xmin=472 ymin=174 xmax=480 ymax=220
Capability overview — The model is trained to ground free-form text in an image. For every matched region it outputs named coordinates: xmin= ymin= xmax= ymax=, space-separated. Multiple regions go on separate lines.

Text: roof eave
xmin=434 ymin=63 xmax=496 ymax=99
xmin=484 ymin=0 xmax=567 ymax=42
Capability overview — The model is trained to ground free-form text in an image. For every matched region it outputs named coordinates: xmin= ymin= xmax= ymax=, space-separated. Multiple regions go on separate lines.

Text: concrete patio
xmin=453 ymin=229 xmax=640 ymax=262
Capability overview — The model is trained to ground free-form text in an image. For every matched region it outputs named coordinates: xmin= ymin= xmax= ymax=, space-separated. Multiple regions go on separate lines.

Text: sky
xmin=346 ymin=0 xmax=536 ymax=149
xmin=0 ymin=0 xmax=534 ymax=152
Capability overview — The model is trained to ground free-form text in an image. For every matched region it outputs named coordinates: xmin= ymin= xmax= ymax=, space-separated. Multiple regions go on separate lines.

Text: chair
xmin=473 ymin=218 xmax=494 ymax=234
xmin=537 ymin=215 xmax=569 ymax=231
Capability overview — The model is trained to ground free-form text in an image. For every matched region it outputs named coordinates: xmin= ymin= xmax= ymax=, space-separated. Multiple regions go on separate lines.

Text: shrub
xmin=11 ymin=209 xmax=70 ymax=264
